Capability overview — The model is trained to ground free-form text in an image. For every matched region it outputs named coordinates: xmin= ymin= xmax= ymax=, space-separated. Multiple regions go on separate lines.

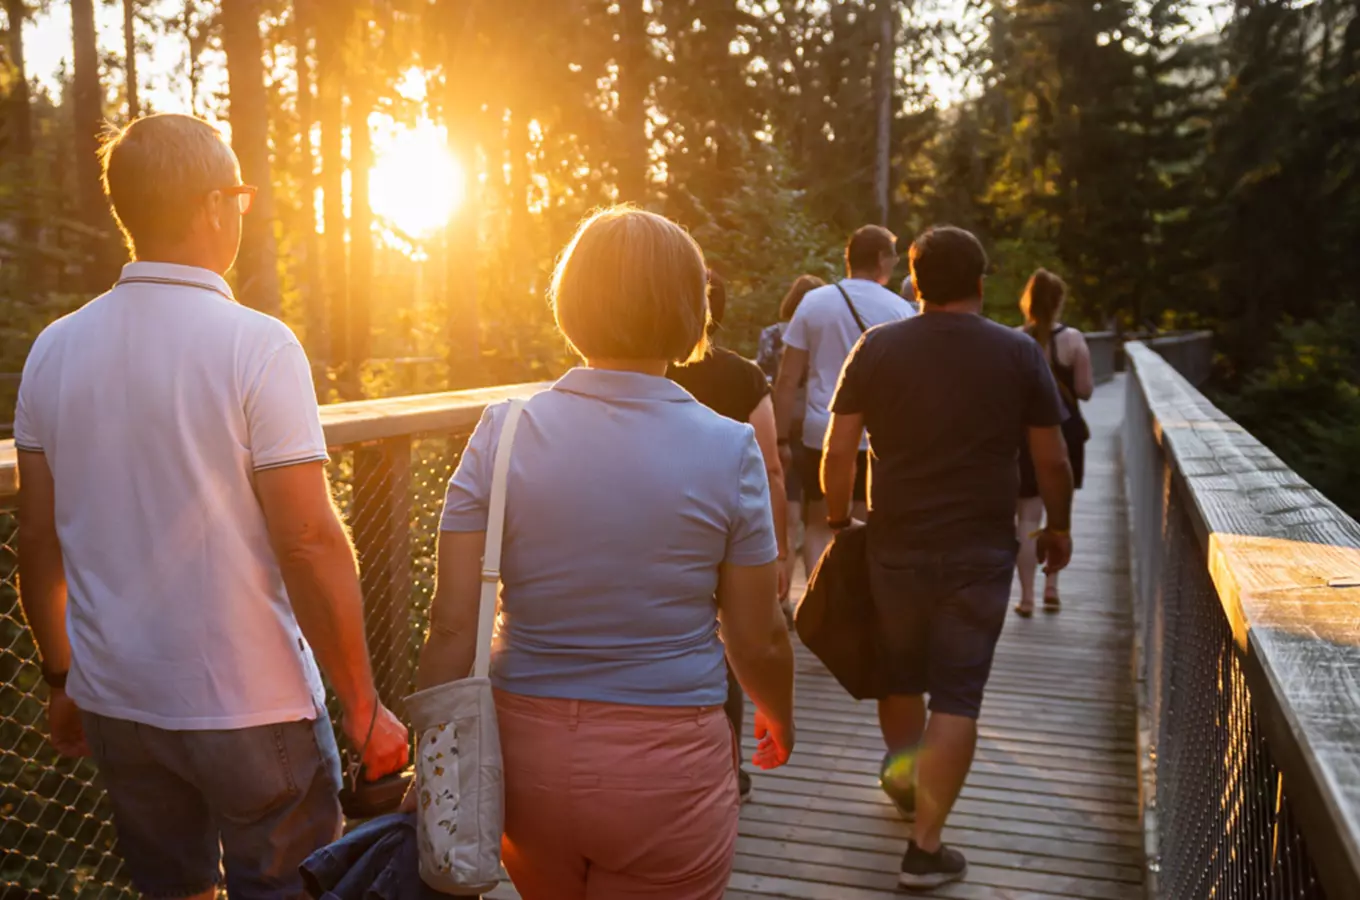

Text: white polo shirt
xmin=783 ymin=279 xmax=915 ymax=451
xmin=14 ymin=262 xmax=329 ymax=730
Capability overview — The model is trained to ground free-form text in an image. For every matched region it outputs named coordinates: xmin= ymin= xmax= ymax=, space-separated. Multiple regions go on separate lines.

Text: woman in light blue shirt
xmin=413 ymin=207 xmax=796 ymax=900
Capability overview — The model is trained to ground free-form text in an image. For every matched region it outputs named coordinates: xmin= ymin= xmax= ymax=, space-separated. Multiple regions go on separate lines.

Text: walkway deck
xmin=493 ymin=379 xmax=1143 ymax=899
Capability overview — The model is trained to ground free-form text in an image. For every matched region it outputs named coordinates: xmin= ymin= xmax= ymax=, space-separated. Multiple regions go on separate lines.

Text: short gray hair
xmin=550 ymin=206 xmax=710 ymax=364
xmin=98 ymin=113 xmax=239 ymax=252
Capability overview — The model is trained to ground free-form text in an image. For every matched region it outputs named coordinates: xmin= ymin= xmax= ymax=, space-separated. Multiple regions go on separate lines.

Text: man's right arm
xmin=1026 ymin=426 xmax=1074 ymax=571
xmin=254 ymin=462 xmax=408 ymax=779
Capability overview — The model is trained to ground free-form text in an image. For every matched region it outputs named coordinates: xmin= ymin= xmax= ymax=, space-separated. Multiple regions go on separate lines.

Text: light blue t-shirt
xmin=440 ymin=368 xmax=778 ymax=707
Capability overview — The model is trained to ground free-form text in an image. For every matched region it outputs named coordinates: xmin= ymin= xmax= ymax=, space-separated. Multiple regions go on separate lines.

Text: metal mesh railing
xmin=1124 ymin=343 xmax=1330 ymax=899
xmin=0 ymin=427 xmax=473 ymax=897
xmin=0 ymin=503 xmax=128 ymax=898
xmin=1150 ymin=487 xmax=1325 ymax=898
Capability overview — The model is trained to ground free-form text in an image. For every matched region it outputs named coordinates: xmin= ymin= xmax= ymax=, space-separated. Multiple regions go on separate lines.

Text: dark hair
xmin=706 ymin=270 xmax=727 ymax=332
xmin=779 ymin=274 xmax=825 ymax=321
xmin=1020 ymin=268 xmax=1067 ymax=351
xmin=845 ymin=225 xmax=897 ymax=273
xmin=908 ymin=226 xmax=988 ymax=305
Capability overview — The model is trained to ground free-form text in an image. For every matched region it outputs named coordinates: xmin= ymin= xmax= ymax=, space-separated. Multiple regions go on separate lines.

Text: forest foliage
xmin=1 ymin=0 xmax=1359 ymax=512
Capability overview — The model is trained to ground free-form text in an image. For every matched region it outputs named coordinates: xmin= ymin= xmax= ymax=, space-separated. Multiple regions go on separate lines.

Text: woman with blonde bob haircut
xmin=415 ymin=206 xmax=796 ymax=900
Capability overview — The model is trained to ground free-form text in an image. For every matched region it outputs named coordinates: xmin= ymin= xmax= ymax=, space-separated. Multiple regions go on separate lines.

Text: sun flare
xmin=369 ymin=117 xmax=465 ymax=238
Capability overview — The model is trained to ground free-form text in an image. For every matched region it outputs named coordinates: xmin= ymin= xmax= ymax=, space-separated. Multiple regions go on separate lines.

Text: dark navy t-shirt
xmin=831 ymin=312 xmax=1064 ymax=553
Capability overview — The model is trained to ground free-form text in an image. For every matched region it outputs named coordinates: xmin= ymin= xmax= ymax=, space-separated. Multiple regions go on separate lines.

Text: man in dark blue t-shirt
xmin=822 ymin=226 xmax=1074 ymax=890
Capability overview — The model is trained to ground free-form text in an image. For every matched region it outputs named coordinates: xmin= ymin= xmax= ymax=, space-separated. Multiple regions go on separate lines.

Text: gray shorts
xmin=83 ymin=709 xmax=343 ymax=899
xmin=868 ymin=545 xmax=1017 ymax=718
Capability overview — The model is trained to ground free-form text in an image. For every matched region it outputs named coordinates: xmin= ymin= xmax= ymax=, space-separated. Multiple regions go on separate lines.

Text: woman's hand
xmin=752 ymin=708 xmax=794 ymax=770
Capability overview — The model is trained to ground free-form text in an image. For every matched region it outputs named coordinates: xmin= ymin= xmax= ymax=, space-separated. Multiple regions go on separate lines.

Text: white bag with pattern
xmin=405 ymin=398 xmax=526 ymax=895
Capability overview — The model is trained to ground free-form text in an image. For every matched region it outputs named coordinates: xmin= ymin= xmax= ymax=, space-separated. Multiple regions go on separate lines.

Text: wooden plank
xmin=735 ymin=834 xmax=1142 ymax=891
xmin=0 ymin=440 xmax=15 ymax=499
xmin=731 ymin=853 xmax=1141 ymax=900
xmin=738 ymin=805 xmax=1142 ymax=867
xmin=320 ymin=381 xmax=546 ymax=446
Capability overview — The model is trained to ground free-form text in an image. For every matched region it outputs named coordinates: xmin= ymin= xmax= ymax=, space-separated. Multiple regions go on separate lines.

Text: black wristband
xmin=827 ymin=517 xmax=853 ymax=531
xmin=41 ymin=665 xmax=68 ymax=691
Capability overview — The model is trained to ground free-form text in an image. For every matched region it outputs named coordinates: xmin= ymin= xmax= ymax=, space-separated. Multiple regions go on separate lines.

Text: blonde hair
xmin=98 ymin=113 xmax=239 ymax=254
xmin=780 ymin=274 xmax=825 ymax=321
xmin=550 ymin=206 xmax=710 ymax=364
xmin=1020 ymin=268 xmax=1067 ymax=351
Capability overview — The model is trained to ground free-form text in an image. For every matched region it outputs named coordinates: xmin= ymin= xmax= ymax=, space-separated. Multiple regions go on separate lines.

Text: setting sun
xmin=369 ymin=117 xmax=465 ymax=238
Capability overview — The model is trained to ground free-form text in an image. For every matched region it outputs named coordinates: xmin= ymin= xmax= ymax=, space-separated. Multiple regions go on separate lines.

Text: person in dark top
xmin=1015 ymin=269 xmax=1093 ymax=616
xmin=669 ymin=271 xmax=789 ymax=804
xmin=821 ymin=226 xmax=1075 ymax=890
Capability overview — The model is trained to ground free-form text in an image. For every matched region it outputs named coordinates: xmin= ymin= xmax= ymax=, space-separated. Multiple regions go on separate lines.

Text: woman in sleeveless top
xmin=1015 ymin=269 xmax=1093 ymax=617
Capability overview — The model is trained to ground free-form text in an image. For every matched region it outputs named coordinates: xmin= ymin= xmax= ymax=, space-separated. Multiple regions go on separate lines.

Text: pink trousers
xmin=494 ymin=689 xmax=739 ymax=900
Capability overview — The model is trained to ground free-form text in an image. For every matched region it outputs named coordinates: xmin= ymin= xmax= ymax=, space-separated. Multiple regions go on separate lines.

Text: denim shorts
xmin=82 ymin=709 xmax=343 ymax=899
xmin=868 ymin=545 xmax=1017 ymax=718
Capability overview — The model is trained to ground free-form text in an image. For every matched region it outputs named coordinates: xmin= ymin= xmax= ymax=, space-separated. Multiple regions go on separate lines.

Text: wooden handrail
xmin=0 ymin=381 xmax=548 ymax=501
xmin=1125 ymin=339 xmax=1360 ymax=895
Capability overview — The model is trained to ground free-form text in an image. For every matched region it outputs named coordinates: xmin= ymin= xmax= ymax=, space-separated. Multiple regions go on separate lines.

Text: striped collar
xmin=115 ymin=262 xmax=236 ymax=303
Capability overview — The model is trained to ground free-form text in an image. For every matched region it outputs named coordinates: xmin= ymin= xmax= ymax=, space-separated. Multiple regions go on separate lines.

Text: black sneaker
xmin=879 ymin=752 xmax=915 ymax=819
xmin=898 ymin=841 xmax=967 ymax=890
xmin=738 ymin=767 xmax=754 ymax=804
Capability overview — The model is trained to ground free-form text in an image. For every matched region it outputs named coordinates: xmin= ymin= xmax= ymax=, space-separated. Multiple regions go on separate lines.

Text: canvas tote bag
xmin=405 ymin=398 xmax=526 ymax=895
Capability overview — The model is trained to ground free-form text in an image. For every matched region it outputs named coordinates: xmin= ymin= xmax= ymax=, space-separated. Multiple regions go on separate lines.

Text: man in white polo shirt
xmin=14 ymin=114 xmax=408 ymax=900
xmin=774 ymin=225 xmax=915 ymax=581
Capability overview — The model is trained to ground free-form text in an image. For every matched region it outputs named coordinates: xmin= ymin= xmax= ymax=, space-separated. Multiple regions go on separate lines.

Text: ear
xmin=204 ymin=190 xmax=225 ymax=233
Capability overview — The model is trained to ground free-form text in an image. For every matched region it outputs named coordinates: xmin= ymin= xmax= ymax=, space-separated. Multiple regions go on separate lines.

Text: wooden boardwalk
xmin=727 ymin=378 xmax=1142 ymax=899
xmin=491 ymin=378 xmax=1143 ymax=899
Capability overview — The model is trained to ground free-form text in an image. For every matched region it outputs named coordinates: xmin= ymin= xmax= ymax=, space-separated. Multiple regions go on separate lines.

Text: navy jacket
xmin=301 ymin=813 xmax=467 ymax=900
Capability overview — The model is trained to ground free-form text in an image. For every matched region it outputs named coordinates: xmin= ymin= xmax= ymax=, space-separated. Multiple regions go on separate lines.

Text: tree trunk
xmin=316 ymin=0 xmax=349 ymax=386
xmin=123 ymin=0 xmax=139 ymax=118
xmin=439 ymin=0 xmax=481 ymax=387
xmin=347 ymin=19 xmax=373 ymax=381
xmin=222 ymin=0 xmax=283 ymax=315
xmin=873 ymin=0 xmax=895 ymax=226
xmin=4 ymin=0 xmax=35 ymax=248
xmin=507 ymin=108 xmax=531 ymax=296
xmin=72 ymin=0 xmax=118 ymax=287
xmin=293 ymin=0 xmax=326 ymax=363
xmin=184 ymin=0 xmax=201 ymax=115
xmin=615 ymin=0 xmax=648 ymax=203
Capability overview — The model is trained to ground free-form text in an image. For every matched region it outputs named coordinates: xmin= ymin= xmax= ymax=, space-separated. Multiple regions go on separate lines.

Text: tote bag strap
xmin=473 ymin=398 xmax=526 ymax=679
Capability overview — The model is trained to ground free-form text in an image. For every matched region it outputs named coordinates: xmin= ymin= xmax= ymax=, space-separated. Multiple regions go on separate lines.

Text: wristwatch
xmin=41 ymin=664 xmax=68 ymax=691
xmin=827 ymin=517 xmax=854 ymax=531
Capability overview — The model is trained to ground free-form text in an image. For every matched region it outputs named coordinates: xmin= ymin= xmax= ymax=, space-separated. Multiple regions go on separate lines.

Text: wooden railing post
xmin=352 ymin=436 xmax=413 ymax=711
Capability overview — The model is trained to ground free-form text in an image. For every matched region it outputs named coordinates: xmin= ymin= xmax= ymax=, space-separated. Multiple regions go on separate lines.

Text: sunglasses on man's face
xmin=218 ymin=184 xmax=258 ymax=215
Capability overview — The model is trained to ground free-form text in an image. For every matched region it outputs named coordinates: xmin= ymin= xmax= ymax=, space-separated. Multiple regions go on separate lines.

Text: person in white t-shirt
xmin=774 ymin=225 xmax=915 ymax=579
xmin=14 ymin=114 xmax=408 ymax=900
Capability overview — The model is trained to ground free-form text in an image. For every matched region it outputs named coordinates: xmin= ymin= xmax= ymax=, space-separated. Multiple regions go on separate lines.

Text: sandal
xmin=1013 ymin=604 xmax=1034 ymax=619
xmin=1042 ymin=590 xmax=1061 ymax=613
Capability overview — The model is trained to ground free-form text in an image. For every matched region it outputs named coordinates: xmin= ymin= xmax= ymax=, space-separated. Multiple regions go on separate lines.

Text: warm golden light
xmin=369 ymin=117 xmax=465 ymax=238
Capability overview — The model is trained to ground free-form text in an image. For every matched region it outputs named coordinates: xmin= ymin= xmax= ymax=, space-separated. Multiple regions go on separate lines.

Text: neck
xmin=133 ymin=244 xmax=225 ymax=275
xmin=847 ymin=270 xmax=888 ymax=286
xmin=922 ymin=297 xmax=983 ymax=316
xmin=585 ymin=358 xmax=670 ymax=377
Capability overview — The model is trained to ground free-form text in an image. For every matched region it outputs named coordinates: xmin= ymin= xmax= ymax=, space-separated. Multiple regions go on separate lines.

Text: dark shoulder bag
xmin=834 ymin=282 xmax=869 ymax=334
xmin=795 ymin=524 xmax=886 ymax=700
